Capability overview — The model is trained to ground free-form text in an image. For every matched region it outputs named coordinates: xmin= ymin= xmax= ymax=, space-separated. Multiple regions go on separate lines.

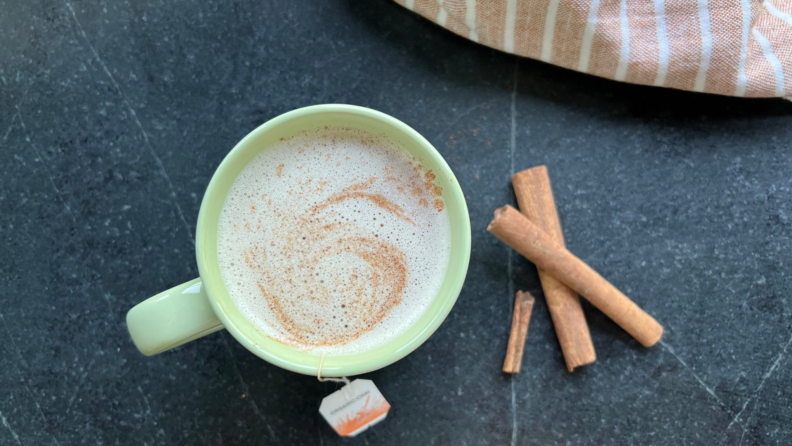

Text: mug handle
xmin=126 ymin=278 xmax=224 ymax=356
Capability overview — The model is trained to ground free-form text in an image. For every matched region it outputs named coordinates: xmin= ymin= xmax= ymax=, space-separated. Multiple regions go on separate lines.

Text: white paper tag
xmin=319 ymin=379 xmax=391 ymax=437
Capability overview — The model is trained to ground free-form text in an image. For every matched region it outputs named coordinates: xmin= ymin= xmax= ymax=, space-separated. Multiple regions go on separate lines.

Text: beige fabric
xmin=395 ymin=0 xmax=792 ymax=98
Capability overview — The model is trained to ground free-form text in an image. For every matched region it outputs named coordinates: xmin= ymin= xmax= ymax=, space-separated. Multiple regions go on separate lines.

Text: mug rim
xmin=195 ymin=104 xmax=471 ymax=376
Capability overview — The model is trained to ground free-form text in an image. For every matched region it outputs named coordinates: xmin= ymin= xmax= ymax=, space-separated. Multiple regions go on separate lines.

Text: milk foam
xmin=217 ymin=127 xmax=451 ymax=356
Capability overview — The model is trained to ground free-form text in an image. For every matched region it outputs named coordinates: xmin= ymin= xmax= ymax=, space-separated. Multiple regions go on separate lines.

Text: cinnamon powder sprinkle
xmin=248 ymin=233 xmax=408 ymax=348
xmin=310 ymin=178 xmax=415 ymax=225
xmin=391 ymin=162 xmax=445 ymax=212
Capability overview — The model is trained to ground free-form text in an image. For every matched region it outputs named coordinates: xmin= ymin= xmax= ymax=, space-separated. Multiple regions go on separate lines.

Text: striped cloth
xmin=395 ymin=0 xmax=792 ymax=98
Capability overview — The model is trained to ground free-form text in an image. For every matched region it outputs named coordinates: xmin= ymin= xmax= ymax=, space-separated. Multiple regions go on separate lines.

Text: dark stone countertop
xmin=2 ymin=1 xmax=791 ymax=445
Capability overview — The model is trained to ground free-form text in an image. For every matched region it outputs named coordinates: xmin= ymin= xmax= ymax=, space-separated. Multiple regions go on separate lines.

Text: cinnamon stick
xmin=512 ymin=166 xmax=596 ymax=371
xmin=487 ymin=206 xmax=663 ymax=347
xmin=503 ymin=291 xmax=535 ymax=373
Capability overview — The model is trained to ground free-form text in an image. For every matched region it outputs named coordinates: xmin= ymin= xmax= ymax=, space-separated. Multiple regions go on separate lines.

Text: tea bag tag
xmin=319 ymin=379 xmax=391 ymax=437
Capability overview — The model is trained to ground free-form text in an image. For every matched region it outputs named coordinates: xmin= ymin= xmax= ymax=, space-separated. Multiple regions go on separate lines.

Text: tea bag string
xmin=317 ymin=353 xmax=350 ymax=386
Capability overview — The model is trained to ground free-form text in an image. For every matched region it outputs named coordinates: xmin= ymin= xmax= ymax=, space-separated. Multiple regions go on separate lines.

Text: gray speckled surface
xmin=2 ymin=1 xmax=792 ymax=445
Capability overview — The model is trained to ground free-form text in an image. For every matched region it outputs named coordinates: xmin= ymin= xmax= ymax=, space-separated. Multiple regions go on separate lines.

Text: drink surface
xmin=217 ymin=126 xmax=451 ymax=355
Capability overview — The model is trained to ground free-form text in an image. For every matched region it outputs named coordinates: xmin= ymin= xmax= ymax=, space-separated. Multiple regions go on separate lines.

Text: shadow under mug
xmin=126 ymin=104 xmax=471 ymax=377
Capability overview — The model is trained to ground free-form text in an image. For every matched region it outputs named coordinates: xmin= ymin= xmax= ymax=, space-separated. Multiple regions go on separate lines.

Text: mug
xmin=126 ymin=104 xmax=471 ymax=377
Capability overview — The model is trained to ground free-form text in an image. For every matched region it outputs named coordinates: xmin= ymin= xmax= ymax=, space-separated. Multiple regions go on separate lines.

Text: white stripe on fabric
xmin=406 ymin=0 xmax=414 ymax=11
xmin=694 ymin=0 xmax=713 ymax=92
xmin=578 ymin=0 xmax=602 ymax=73
xmin=541 ymin=0 xmax=561 ymax=62
xmin=764 ymin=1 xmax=792 ymax=26
xmin=735 ymin=0 xmax=751 ymax=96
xmin=465 ymin=0 xmax=479 ymax=42
xmin=504 ymin=0 xmax=518 ymax=53
xmin=752 ymin=28 xmax=786 ymax=96
xmin=653 ymin=0 xmax=670 ymax=87
xmin=615 ymin=0 xmax=630 ymax=81
xmin=437 ymin=0 xmax=448 ymax=27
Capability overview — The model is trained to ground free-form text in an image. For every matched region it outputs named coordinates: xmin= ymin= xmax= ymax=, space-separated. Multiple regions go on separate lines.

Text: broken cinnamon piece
xmin=502 ymin=291 xmax=535 ymax=374
xmin=487 ymin=205 xmax=663 ymax=348
xmin=512 ymin=166 xmax=596 ymax=372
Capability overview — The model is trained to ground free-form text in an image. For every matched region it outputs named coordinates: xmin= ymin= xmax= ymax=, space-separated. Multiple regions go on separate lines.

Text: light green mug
xmin=126 ymin=104 xmax=471 ymax=377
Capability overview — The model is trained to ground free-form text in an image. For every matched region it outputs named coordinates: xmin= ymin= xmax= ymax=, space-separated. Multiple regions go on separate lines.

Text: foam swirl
xmin=217 ymin=127 xmax=451 ymax=355
xmin=242 ymin=187 xmax=410 ymax=346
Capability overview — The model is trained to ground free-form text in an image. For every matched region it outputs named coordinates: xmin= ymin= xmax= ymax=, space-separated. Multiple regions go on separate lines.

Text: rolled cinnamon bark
xmin=487 ymin=205 xmax=663 ymax=347
xmin=503 ymin=291 xmax=535 ymax=374
xmin=512 ymin=166 xmax=596 ymax=371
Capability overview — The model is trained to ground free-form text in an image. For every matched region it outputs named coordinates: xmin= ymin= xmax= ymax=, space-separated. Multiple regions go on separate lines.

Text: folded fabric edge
xmin=393 ymin=0 xmax=792 ymax=100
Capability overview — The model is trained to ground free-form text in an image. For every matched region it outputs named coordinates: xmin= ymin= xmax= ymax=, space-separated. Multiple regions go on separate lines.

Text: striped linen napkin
xmin=395 ymin=0 xmax=791 ymax=98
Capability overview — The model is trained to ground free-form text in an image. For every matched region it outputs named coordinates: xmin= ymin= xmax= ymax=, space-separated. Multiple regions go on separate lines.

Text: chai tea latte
xmin=217 ymin=126 xmax=451 ymax=355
